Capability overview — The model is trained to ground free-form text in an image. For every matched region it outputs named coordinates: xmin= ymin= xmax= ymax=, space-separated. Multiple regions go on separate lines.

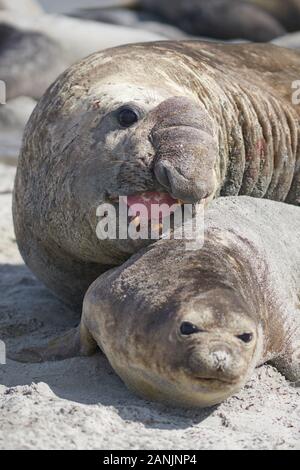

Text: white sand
xmin=0 ymin=163 xmax=299 ymax=450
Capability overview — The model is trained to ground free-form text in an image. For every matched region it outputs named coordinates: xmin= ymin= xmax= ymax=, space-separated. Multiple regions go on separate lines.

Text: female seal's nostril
xmin=211 ymin=350 xmax=231 ymax=371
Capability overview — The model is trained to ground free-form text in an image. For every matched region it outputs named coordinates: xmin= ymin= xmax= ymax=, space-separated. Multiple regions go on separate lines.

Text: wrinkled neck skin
xmin=183 ymin=61 xmax=299 ymax=203
xmin=103 ymin=43 xmax=299 ymax=205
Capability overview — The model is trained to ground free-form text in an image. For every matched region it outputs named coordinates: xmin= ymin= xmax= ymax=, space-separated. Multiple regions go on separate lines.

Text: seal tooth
xmin=151 ymin=223 xmax=163 ymax=236
xmin=131 ymin=216 xmax=141 ymax=227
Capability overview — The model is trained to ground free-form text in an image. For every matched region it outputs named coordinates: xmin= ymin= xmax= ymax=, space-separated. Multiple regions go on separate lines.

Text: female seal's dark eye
xmin=180 ymin=322 xmax=200 ymax=336
xmin=237 ymin=333 xmax=253 ymax=343
xmin=118 ymin=107 xmax=139 ymax=128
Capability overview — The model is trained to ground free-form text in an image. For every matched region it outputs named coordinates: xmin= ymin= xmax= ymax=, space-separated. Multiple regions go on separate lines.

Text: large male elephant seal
xmin=13 ymin=41 xmax=300 ymax=310
xmin=14 ymin=197 xmax=300 ymax=408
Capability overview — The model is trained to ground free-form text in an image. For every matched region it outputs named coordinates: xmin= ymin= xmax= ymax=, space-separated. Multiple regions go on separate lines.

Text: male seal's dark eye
xmin=118 ymin=107 xmax=139 ymax=128
xmin=180 ymin=322 xmax=200 ymax=336
xmin=237 ymin=333 xmax=253 ymax=343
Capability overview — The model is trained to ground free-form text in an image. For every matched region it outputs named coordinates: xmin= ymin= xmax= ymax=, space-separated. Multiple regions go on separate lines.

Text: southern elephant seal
xmin=140 ymin=0 xmax=285 ymax=41
xmin=247 ymin=0 xmax=300 ymax=32
xmin=0 ymin=11 xmax=164 ymax=67
xmin=13 ymin=41 xmax=300 ymax=310
xmin=69 ymin=7 xmax=189 ymax=40
xmin=14 ymin=197 xmax=300 ymax=408
xmin=0 ymin=23 xmax=67 ymax=100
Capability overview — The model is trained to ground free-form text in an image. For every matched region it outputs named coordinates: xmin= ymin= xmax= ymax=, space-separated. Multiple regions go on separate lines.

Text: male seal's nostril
xmin=154 ymin=160 xmax=208 ymax=204
xmin=154 ymin=161 xmax=171 ymax=190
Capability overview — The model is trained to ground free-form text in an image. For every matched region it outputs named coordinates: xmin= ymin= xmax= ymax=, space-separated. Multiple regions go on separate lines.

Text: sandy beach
xmin=0 ymin=163 xmax=299 ymax=450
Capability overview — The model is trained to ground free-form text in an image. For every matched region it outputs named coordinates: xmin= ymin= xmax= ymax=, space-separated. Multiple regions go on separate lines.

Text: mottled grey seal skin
xmin=0 ymin=23 xmax=67 ymax=100
xmin=13 ymin=41 xmax=300 ymax=311
xmin=14 ymin=197 xmax=300 ymax=408
xmin=141 ymin=0 xmax=285 ymax=41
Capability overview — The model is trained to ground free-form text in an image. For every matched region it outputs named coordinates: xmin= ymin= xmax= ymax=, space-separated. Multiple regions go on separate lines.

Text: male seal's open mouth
xmin=110 ymin=191 xmax=183 ymax=228
xmin=124 ymin=191 xmax=182 ymax=222
xmin=109 ymin=191 xmax=209 ymax=236
xmin=123 ymin=192 xmax=183 ymax=233
xmin=112 ymin=191 xmax=208 ymax=215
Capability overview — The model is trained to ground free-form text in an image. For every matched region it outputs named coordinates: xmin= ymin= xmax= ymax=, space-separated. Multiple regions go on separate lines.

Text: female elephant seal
xmin=15 ymin=197 xmax=300 ymax=408
xmin=13 ymin=41 xmax=300 ymax=310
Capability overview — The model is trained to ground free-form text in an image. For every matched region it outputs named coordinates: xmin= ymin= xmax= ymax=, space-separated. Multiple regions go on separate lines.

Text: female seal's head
xmin=102 ymin=284 xmax=261 ymax=408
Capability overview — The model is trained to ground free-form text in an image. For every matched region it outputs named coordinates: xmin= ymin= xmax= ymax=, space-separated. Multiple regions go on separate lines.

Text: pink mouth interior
xmin=121 ymin=192 xmax=180 ymax=222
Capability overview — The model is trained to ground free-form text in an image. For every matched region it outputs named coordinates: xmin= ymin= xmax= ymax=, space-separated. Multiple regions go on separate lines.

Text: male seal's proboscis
xmin=13 ymin=41 xmax=300 ymax=311
xmin=13 ymin=197 xmax=300 ymax=408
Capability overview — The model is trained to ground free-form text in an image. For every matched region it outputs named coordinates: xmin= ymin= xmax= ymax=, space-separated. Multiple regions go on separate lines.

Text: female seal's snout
xmin=180 ymin=313 xmax=257 ymax=385
xmin=187 ymin=341 xmax=248 ymax=383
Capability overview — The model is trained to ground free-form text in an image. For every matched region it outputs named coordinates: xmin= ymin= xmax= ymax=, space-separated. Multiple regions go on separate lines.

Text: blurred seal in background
xmin=0 ymin=0 xmax=43 ymax=15
xmin=140 ymin=0 xmax=286 ymax=41
xmin=247 ymin=0 xmax=300 ymax=32
xmin=0 ymin=23 xmax=66 ymax=100
xmin=0 ymin=9 xmax=165 ymax=74
xmin=69 ymin=6 xmax=188 ymax=39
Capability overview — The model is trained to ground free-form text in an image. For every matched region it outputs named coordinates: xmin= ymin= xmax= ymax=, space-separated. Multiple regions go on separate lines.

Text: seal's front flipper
xmin=270 ymin=348 xmax=300 ymax=383
xmin=9 ymin=321 xmax=98 ymax=363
